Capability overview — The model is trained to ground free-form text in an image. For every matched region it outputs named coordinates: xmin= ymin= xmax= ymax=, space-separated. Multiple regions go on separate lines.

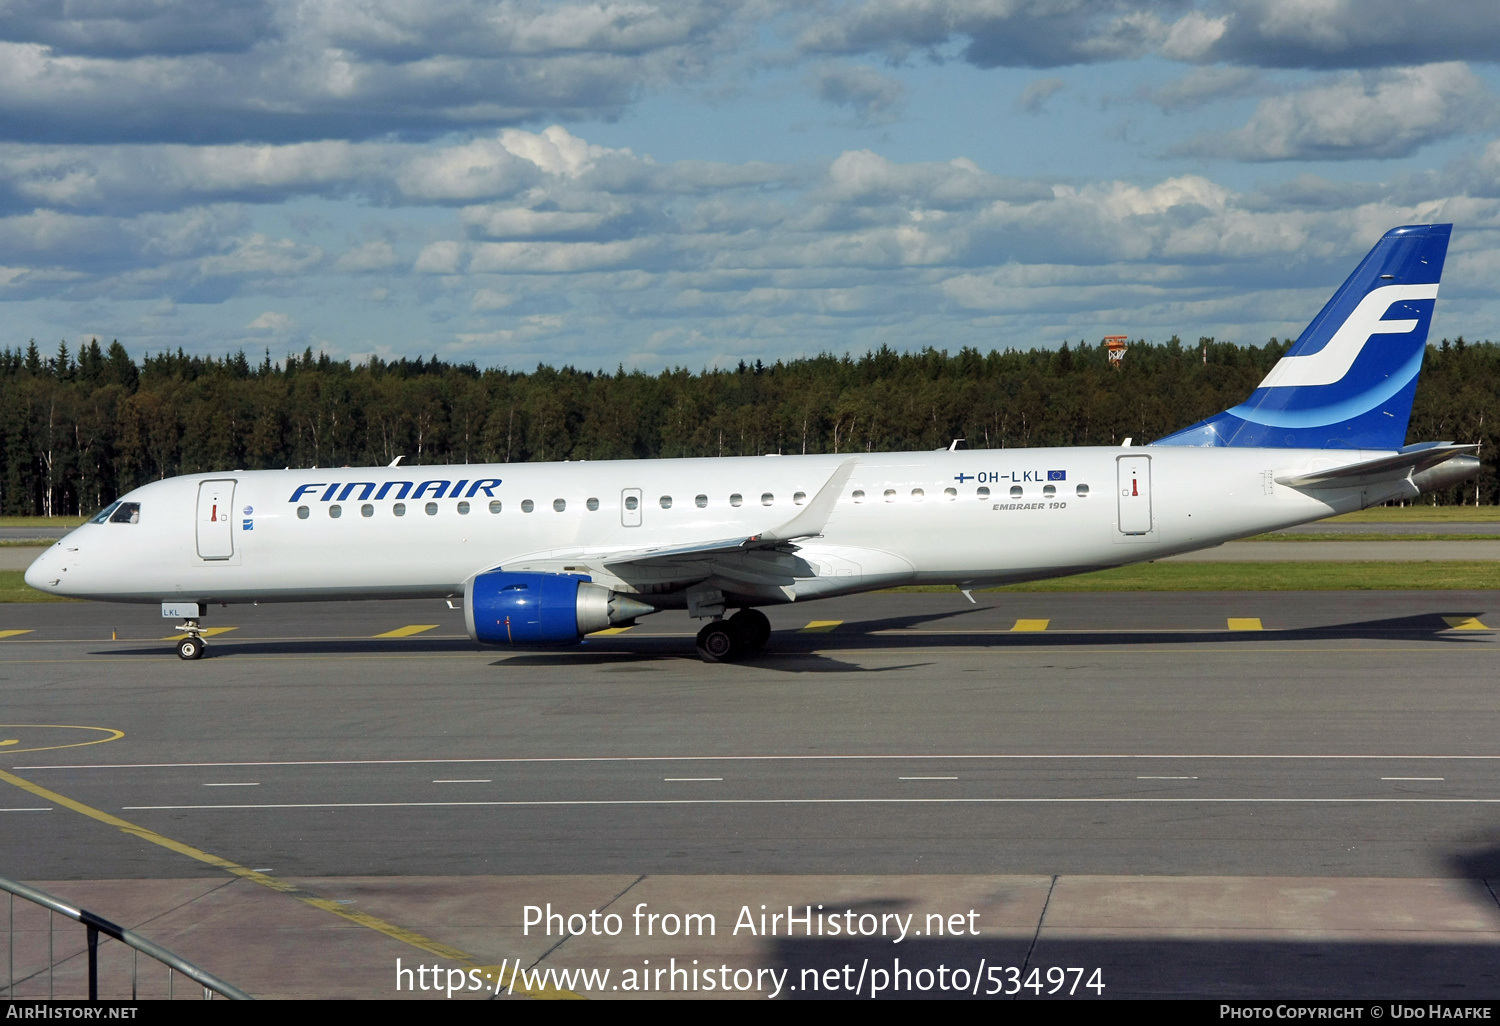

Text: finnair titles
xmin=27 ymin=224 xmax=1478 ymax=661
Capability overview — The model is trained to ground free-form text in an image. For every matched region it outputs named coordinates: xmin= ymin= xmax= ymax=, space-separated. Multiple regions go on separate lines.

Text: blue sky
xmin=4 ymin=1 xmax=1500 ymax=370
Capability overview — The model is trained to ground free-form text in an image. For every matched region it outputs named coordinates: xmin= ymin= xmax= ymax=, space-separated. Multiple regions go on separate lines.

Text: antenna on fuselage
xmin=389 ymin=455 xmax=405 ymax=467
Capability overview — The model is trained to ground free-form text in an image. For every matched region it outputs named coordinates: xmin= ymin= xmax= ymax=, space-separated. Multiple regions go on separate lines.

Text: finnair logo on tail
xmin=1260 ymin=283 xmax=1439 ymax=390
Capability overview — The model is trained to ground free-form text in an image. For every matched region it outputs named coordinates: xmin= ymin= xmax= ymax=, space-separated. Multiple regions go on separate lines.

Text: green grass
xmin=1327 ymin=506 xmax=1500 ymax=523
xmin=884 ymin=561 xmax=1500 ymax=593
xmin=0 ymin=516 xmax=87 ymax=528
xmin=1244 ymin=532 xmax=1499 ymax=541
xmin=0 ymin=539 xmax=57 ymax=547
xmin=0 ymin=570 xmax=81 ymax=602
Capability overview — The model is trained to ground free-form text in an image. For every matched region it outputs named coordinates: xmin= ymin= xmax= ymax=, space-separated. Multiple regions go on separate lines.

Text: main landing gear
xmin=175 ymin=621 xmax=207 ymax=660
xmin=695 ymin=608 xmax=771 ymax=663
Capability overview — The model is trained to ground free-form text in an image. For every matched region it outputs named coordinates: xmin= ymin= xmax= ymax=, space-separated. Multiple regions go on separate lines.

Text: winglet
xmin=752 ymin=457 xmax=858 ymax=545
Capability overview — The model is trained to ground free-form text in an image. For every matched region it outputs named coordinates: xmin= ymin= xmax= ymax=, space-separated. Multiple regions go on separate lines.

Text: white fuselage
xmin=26 ymin=445 xmax=1395 ymax=607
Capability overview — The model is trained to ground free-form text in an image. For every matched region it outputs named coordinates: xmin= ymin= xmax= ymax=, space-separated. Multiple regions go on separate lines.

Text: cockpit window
xmin=109 ymin=502 xmax=141 ymax=524
xmin=89 ymin=502 xmax=121 ymax=524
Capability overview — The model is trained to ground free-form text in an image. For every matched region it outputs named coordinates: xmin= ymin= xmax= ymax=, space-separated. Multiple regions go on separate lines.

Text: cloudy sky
xmin=5 ymin=0 xmax=1500 ymax=370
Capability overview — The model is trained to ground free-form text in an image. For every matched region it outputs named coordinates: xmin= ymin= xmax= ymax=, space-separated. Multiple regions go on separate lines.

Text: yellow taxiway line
xmin=0 ymin=767 xmax=579 ymax=999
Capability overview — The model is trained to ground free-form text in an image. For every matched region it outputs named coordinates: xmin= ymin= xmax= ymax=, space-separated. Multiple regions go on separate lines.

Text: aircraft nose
xmin=24 ymin=548 xmax=58 ymax=592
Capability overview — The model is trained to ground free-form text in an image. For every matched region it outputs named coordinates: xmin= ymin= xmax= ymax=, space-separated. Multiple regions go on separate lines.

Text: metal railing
xmin=2 ymin=874 xmax=251 ymax=1000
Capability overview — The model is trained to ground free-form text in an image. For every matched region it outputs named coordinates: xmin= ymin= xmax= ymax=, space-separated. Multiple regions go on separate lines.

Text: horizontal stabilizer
xmin=1275 ymin=443 xmax=1477 ymax=488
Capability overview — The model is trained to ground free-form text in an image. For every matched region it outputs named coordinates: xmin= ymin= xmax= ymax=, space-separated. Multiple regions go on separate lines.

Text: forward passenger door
xmin=196 ymin=480 xmax=237 ymax=559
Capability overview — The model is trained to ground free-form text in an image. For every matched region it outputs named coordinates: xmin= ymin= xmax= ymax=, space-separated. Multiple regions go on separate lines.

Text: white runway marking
xmin=663 ymin=777 xmax=722 ymax=781
xmin=203 ymin=782 xmax=259 ymax=787
xmin=899 ymin=776 xmax=958 ymax=780
xmin=433 ymin=779 xmax=491 ymax=783
xmin=1 ymin=807 xmax=50 ymax=812
xmin=25 ymin=753 xmax=1500 ymax=770
xmin=1138 ymin=776 xmax=1198 ymax=780
xmin=1381 ymin=777 xmax=1445 ymax=781
xmin=121 ymin=797 xmax=1500 ymax=811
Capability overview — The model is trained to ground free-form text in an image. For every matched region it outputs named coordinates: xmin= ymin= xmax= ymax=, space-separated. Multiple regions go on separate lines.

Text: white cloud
xmin=414 ymin=240 xmax=465 ymax=274
xmin=1177 ymin=62 xmax=1500 ymax=161
xmin=810 ymin=63 xmax=906 ymax=124
xmin=0 ymin=2 xmax=757 ymax=144
xmin=1017 ymin=77 xmax=1065 ymax=113
xmin=470 ymin=288 xmax=514 ymax=310
xmin=199 ymin=234 xmax=323 ymax=277
xmin=1146 ymin=66 xmax=1258 ymax=111
xmin=335 ymin=240 xmax=398 ymax=272
xmin=247 ymin=310 xmax=294 ymax=332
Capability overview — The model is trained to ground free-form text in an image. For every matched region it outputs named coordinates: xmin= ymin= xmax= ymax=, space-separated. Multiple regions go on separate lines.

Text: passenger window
xmin=1043 ymin=484 xmax=1056 ymax=498
xmin=883 ymin=489 xmax=896 ymax=502
xmin=943 ymin=487 xmax=957 ymax=499
xmin=489 ymin=500 xmax=502 ymax=513
xmin=297 ymin=505 xmax=310 ymax=520
xmin=1076 ymin=484 xmax=1090 ymax=497
xmin=522 ymin=499 xmax=535 ymax=513
xmin=361 ymin=503 xmax=374 ymax=517
xmin=624 ymin=495 xmax=638 ymax=511
xmin=660 ymin=496 xmax=672 ymax=509
xmin=852 ymin=490 xmax=865 ymax=502
xmin=458 ymin=501 xmax=471 ymax=515
xmin=911 ymin=488 xmax=924 ymax=500
xmin=587 ymin=497 xmax=599 ymax=511
xmin=90 ymin=502 xmax=121 ymax=524
xmin=329 ymin=504 xmax=342 ymax=518
xmin=109 ymin=502 xmax=141 ymax=524
xmin=761 ymin=493 xmax=773 ymax=506
xmin=730 ymin=493 xmax=743 ymax=507
xmin=425 ymin=502 xmax=438 ymax=516
xmin=977 ymin=487 xmax=990 ymax=499
xmin=695 ymin=494 xmax=708 ymax=508
xmin=554 ymin=499 xmax=566 ymax=512
xmin=393 ymin=502 xmax=406 ymax=517
xmin=1009 ymin=485 xmax=1023 ymax=498
xmin=793 ymin=491 xmax=806 ymax=505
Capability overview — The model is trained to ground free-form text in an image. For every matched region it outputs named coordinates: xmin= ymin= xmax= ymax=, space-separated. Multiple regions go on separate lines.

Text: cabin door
xmin=196 ymin=480 xmax=237 ymax=559
xmin=1116 ymin=456 xmax=1152 ymax=535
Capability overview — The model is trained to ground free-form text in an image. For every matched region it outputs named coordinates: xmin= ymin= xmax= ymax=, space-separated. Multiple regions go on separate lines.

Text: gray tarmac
xmin=4 ymin=591 xmax=1500 ymax=1000
xmin=3 ymin=591 xmax=1499 ymax=881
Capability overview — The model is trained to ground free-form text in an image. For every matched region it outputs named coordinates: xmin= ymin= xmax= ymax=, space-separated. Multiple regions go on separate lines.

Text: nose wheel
xmin=175 ymin=622 xmax=207 ymax=660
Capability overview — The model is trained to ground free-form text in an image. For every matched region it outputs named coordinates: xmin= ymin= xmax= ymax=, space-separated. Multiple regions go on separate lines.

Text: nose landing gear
xmin=694 ymin=608 xmax=772 ymax=663
xmin=175 ymin=621 xmax=207 ymax=660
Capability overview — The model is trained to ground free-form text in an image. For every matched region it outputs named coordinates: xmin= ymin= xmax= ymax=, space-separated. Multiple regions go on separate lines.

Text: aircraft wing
xmin=495 ymin=457 xmax=858 ymax=590
xmin=1275 ymin=443 xmax=1478 ymax=488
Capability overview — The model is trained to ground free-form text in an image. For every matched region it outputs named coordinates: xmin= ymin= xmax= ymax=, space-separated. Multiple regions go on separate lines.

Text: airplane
xmin=25 ymin=223 xmax=1480 ymax=662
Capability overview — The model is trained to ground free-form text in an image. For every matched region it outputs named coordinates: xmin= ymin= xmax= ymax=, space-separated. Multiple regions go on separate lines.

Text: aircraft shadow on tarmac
xmin=766 ymin=837 xmax=1500 ymax=1000
xmin=768 ymin=934 xmax=1500 ymax=999
xmin=94 ymin=604 xmax=1490 ymax=669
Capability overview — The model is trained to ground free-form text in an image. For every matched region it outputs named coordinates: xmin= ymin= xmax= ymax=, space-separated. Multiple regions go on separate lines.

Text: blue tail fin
xmin=1155 ymin=223 xmax=1450 ymax=449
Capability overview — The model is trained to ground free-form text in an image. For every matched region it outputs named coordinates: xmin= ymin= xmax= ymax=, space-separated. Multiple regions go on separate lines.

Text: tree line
xmin=1 ymin=334 xmax=1494 ymax=517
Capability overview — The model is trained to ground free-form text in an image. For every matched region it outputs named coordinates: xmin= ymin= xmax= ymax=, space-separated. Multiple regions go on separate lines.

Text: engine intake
xmin=464 ymin=571 xmax=654 ymax=646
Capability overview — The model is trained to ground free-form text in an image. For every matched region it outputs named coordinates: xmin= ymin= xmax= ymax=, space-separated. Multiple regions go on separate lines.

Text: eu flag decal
xmin=1047 ymin=470 xmax=1066 ymax=481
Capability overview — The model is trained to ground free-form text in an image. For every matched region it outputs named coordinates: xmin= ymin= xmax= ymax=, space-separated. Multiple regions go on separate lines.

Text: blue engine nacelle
xmin=464 ymin=571 xmax=654 ymax=646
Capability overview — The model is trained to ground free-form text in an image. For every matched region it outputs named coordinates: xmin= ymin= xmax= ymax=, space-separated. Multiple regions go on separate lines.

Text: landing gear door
xmin=1116 ymin=456 xmax=1152 ymax=535
xmin=196 ymin=480 xmax=236 ymax=559
xmin=621 ymin=488 xmax=643 ymax=528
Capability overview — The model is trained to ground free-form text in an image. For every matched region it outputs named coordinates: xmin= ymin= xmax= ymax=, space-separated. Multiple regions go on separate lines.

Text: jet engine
xmin=464 ymin=571 xmax=654 ymax=645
